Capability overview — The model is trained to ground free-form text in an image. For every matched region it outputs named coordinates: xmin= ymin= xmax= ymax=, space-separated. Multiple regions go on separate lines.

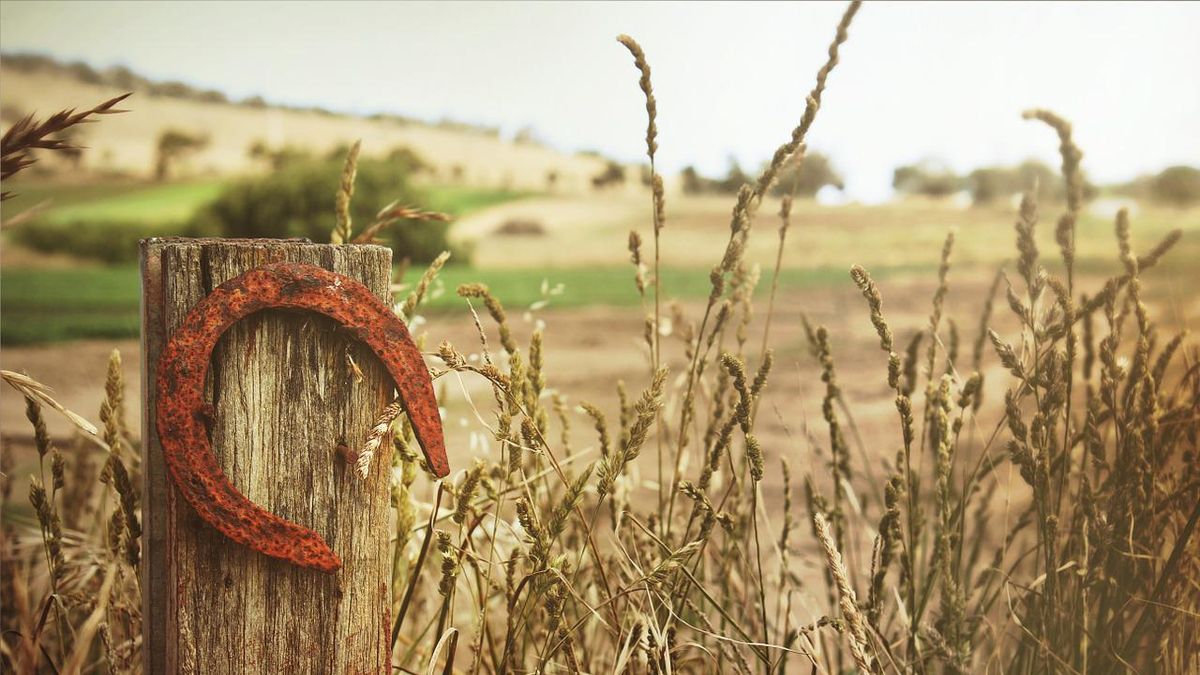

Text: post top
xmin=140 ymin=237 xmax=391 ymax=254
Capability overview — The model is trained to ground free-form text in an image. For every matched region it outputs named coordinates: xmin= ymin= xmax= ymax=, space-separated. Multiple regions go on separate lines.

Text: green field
xmin=0 ymin=179 xmax=545 ymax=343
xmin=4 ymin=180 xmax=1194 ymax=345
xmin=43 ymin=181 xmax=227 ymax=224
xmin=423 ymin=184 xmax=532 ymax=216
xmin=1 ymin=266 xmax=144 ymax=344
xmin=2 ymin=179 xmax=538 ymax=270
xmin=0 ymin=262 xmax=934 ymax=345
xmin=4 ymin=178 xmax=530 ymax=222
xmin=3 ymin=178 xmax=227 ymax=225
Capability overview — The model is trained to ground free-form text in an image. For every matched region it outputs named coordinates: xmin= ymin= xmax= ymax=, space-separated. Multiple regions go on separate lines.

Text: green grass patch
xmin=423 ymin=185 xmax=534 ymax=216
xmin=43 ymin=180 xmax=226 ymax=224
xmin=4 ymin=180 xmax=523 ymax=228
xmin=1 ymin=266 xmax=143 ymax=345
xmin=4 ymin=178 xmax=227 ymax=225
xmin=0 ymin=262 xmax=931 ymax=345
xmin=398 ymin=263 xmax=933 ymax=313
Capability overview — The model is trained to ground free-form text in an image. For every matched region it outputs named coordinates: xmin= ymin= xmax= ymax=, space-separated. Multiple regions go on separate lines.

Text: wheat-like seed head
xmin=331 ymin=139 xmax=361 ymax=244
xmin=745 ymin=434 xmax=764 ymax=482
xmin=812 ymin=511 xmax=875 ymax=673
xmin=850 ymin=264 xmax=894 ymax=353
xmin=1 ymin=92 xmax=131 ymax=196
xmin=399 ymin=251 xmax=450 ymax=321
xmin=580 ymin=402 xmax=611 ymax=458
xmin=1023 ymin=108 xmax=1083 ymax=272
xmin=452 ymin=459 xmax=485 ymax=524
xmin=458 ymin=283 xmax=517 ymax=354
xmin=435 ymin=530 xmax=459 ymax=596
xmin=357 ymin=399 xmax=404 ymax=478
xmin=616 ymin=35 xmax=658 ymax=161
xmin=754 ymin=1 xmax=861 ymax=199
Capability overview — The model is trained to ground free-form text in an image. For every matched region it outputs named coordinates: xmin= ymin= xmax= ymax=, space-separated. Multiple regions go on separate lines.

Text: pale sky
xmin=2 ymin=1 xmax=1197 ymax=202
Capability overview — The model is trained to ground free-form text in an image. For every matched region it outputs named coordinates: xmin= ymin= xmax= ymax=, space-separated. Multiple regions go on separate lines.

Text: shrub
xmin=968 ymin=159 xmax=1098 ymax=205
xmin=718 ymin=157 xmax=752 ymax=193
xmin=966 ymin=160 xmax=1056 ymax=204
xmin=680 ymin=165 xmax=712 ymax=194
xmin=188 ymin=156 xmax=467 ymax=264
xmin=11 ymin=219 xmax=169 ymax=264
xmin=591 ymin=160 xmax=626 ymax=189
xmin=1149 ymin=165 xmax=1200 ymax=206
xmin=385 ymin=145 xmax=430 ymax=174
xmin=769 ymin=151 xmax=844 ymax=197
xmin=245 ymin=141 xmax=314 ymax=170
xmin=680 ymin=152 xmax=844 ymax=199
xmin=892 ymin=159 xmax=963 ymax=197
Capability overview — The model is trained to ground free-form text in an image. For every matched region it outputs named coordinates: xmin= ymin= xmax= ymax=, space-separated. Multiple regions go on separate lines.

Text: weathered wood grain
xmin=141 ymin=239 xmax=394 ymax=674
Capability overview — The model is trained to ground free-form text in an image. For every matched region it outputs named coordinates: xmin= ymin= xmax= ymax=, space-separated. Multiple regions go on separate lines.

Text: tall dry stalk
xmin=0 ymin=92 xmax=131 ymax=198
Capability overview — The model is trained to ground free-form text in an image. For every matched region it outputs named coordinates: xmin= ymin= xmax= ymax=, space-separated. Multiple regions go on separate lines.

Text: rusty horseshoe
xmin=156 ymin=262 xmax=449 ymax=574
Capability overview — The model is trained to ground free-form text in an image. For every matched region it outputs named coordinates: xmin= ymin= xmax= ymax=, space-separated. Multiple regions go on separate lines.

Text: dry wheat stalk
xmin=358 ymin=399 xmax=404 ymax=478
xmin=353 ymin=203 xmax=452 ymax=245
xmin=331 ymin=139 xmax=362 ymax=244
xmin=813 ymin=511 xmax=875 ymax=673
xmin=3 ymin=371 xmax=100 ymax=438
xmin=0 ymin=92 xmax=131 ymax=197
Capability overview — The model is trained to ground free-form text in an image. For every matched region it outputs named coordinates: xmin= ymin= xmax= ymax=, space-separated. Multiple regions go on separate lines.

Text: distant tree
xmin=66 ymin=61 xmax=102 ymax=85
xmin=150 ymin=81 xmax=193 ymax=98
xmin=386 ymin=146 xmax=429 ymax=174
xmin=639 ymin=164 xmax=654 ymax=187
xmin=769 ymin=152 xmax=844 ymax=197
xmin=513 ymin=126 xmax=540 ymax=145
xmin=247 ymin=139 xmax=270 ymax=162
xmin=680 ymin=166 xmax=705 ymax=194
xmin=893 ymin=160 xmax=963 ymax=198
xmin=2 ymin=53 xmax=57 ymax=72
xmin=677 ymin=164 xmax=741 ymax=195
xmin=717 ymin=158 xmax=751 ymax=194
xmin=1149 ymin=166 xmax=1200 ymax=207
xmin=968 ymin=160 xmax=1056 ymax=204
xmin=967 ymin=159 xmax=1098 ymax=206
xmin=247 ymin=141 xmax=313 ymax=171
xmin=592 ymin=161 xmax=626 ymax=190
xmin=196 ymin=90 xmax=228 ymax=105
xmin=154 ymin=129 xmax=209 ymax=181
xmin=967 ymin=167 xmax=1017 ymax=205
xmin=107 ymin=65 xmax=141 ymax=91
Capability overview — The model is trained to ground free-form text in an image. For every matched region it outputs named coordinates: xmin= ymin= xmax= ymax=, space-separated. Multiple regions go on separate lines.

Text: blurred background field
xmin=2 ymin=41 xmax=1198 ymax=440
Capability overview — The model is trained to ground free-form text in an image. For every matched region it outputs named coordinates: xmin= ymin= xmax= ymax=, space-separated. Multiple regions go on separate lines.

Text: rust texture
xmin=156 ymin=261 xmax=448 ymax=574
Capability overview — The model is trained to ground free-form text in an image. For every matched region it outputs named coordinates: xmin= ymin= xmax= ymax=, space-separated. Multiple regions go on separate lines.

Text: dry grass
xmin=3 ymin=2 xmax=1198 ymax=673
xmin=0 ymin=92 xmax=130 ymax=199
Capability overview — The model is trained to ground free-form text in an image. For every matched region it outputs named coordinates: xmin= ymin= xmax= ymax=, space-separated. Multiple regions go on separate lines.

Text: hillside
xmin=0 ymin=57 xmax=619 ymax=194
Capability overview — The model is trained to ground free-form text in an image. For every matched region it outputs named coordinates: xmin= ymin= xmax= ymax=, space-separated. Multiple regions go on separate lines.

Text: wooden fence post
xmin=140 ymin=239 xmax=395 ymax=673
